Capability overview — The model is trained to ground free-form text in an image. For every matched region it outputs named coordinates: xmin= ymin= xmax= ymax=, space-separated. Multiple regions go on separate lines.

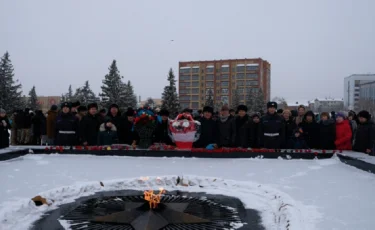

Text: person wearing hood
xmin=249 ymin=113 xmax=261 ymax=148
xmin=233 ymin=105 xmax=250 ymax=148
xmin=79 ymin=103 xmax=101 ymax=146
xmin=46 ymin=105 xmax=58 ymax=145
xmin=216 ymin=105 xmax=236 ymax=148
xmin=353 ymin=110 xmax=375 ymax=155
xmin=282 ymin=109 xmax=297 ymax=147
xmin=298 ymin=110 xmax=319 ymax=149
xmin=76 ymin=106 xmax=87 ymax=121
xmin=123 ymin=107 xmax=139 ymax=147
xmin=98 ymin=117 xmax=118 ymax=145
xmin=106 ymin=104 xmax=126 ymax=144
xmin=287 ymin=129 xmax=309 ymax=149
xmin=318 ymin=112 xmax=336 ymax=150
xmin=55 ymin=102 xmax=79 ymax=146
xmin=193 ymin=106 xmax=217 ymax=148
xmin=334 ymin=112 xmax=352 ymax=150
xmin=152 ymin=109 xmax=174 ymax=145
xmin=0 ymin=108 xmax=11 ymax=149
xmin=259 ymin=102 xmax=285 ymax=149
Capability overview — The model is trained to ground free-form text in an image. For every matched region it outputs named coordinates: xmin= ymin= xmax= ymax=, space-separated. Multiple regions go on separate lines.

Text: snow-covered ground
xmin=0 ymin=154 xmax=375 ymax=229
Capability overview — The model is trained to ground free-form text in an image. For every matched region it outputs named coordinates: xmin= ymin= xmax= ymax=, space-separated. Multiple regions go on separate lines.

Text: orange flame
xmin=144 ymin=187 xmax=165 ymax=209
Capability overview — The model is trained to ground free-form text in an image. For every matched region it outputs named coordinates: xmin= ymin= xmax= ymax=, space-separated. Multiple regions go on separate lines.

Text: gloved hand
xmin=206 ymin=144 xmax=215 ymax=150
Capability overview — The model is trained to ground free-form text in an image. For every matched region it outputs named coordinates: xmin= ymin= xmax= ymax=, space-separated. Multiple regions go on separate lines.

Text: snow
xmin=340 ymin=151 xmax=375 ymax=164
xmin=221 ymin=64 xmax=230 ymax=67
xmin=286 ymin=100 xmax=310 ymax=107
xmin=246 ymin=63 xmax=259 ymax=66
xmin=192 ymin=66 xmax=200 ymax=68
xmin=0 ymin=154 xmax=375 ymax=229
xmin=236 ymin=64 xmax=245 ymax=66
xmin=179 ymin=67 xmax=191 ymax=69
xmin=206 ymin=65 xmax=214 ymax=68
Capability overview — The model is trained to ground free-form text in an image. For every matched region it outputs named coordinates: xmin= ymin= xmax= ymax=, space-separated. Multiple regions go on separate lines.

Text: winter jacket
xmin=23 ymin=113 xmax=32 ymax=129
xmin=15 ymin=111 xmax=25 ymax=129
xmin=335 ymin=120 xmax=352 ymax=150
xmin=353 ymin=121 xmax=375 ymax=153
xmin=106 ymin=112 xmax=126 ymax=144
xmin=0 ymin=116 xmax=11 ymax=149
xmin=55 ymin=112 xmax=79 ymax=146
xmin=123 ymin=119 xmax=139 ymax=145
xmin=349 ymin=120 xmax=358 ymax=144
xmin=97 ymin=123 xmax=118 ymax=145
xmin=259 ymin=113 xmax=285 ymax=149
xmin=299 ymin=121 xmax=319 ymax=149
xmin=79 ymin=114 xmax=101 ymax=145
xmin=152 ymin=120 xmax=174 ymax=145
xmin=287 ymin=136 xmax=309 ymax=149
xmin=193 ymin=118 xmax=217 ymax=148
xmin=249 ymin=121 xmax=261 ymax=148
xmin=319 ymin=119 xmax=336 ymax=150
xmin=216 ymin=116 xmax=236 ymax=147
xmin=233 ymin=115 xmax=250 ymax=148
xmin=46 ymin=110 xmax=58 ymax=139
xmin=283 ymin=118 xmax=297 ymax=147
xmin=31 ymin=111 xmax=46 ymax=137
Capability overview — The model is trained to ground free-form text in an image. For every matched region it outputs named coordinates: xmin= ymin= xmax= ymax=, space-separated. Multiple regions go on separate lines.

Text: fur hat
xmin=50 ymin=105 xmax=58 ymax=111
xmin=87 ymin=103 xmax=98 ymax=110
xmin=358 ymin=110 xmax=371 ymax=120
xmin=277 ymin=109 xmax=284 ymax=114
xmin=159 ymin=109 xmax=169 ymax=117
xmin=336 ymin=112 xmax=346 ymax=119
xmin=267 ymin=101 xmax=277 ymax=109
xmin=77 ymin=105 xmax=87 ymax=112
xmin=61 ymin=102 xmax=71 ymax=109
xmin=71 ymin=101 xmax=80 ymax=107
xmin=125 ymin=108 xmax=135 ymax=116
xmin=320 ymin=112 xmax=330 ymax=118
xmin=203 ymin=106 xmax=214 ymax=114
xmin=0 ymin=108 xmax=6 ymax=114
xmin=305 ymin=110 xmax=315 ymax=118
xmin=237 ymin=105 xmax=248 ymax=112
xmin=221 ymin=105 xmax=230 ymax=111
xmin=109 ymin=104 xmax=119 ymax=110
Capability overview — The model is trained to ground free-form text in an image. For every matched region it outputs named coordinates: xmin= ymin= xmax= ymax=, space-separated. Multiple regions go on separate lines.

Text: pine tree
xmin=28 ymin=86 xmax=39 ymax=110
xmin=123 ymin=80 xmax=137 ymax=108
xmin=100 ymin=60 xmax=127 ymax=108
xmin=144 ymin=97 xmax=155 ymax=108
xmin=0 ymin=52 xmax=24 ymax=112
xmin=231 ymin=87 xmax=240 ymax=110
xmin=61 ymin=85 xmax=75 ymax=102
xmin=74 ymin=80 xmax=98 ymax=104
xmin=246 ymin=88 xmax=265 ymax=113
xmin=204 ymin=89 xmax=214 ymax=108
xmin=161 ymin=68 xmax=180 ymax=115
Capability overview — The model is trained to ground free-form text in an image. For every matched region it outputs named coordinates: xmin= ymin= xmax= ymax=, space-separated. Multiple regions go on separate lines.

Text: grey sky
xmin=1 ymin=0 xmax=374 ymax=102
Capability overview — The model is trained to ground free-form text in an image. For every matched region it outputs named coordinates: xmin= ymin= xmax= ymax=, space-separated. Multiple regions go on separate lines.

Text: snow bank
xmin=0 ymin=175 xmax=316 ymax=230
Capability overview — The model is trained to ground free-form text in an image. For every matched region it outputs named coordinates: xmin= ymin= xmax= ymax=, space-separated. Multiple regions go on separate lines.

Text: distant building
xmin=23 ymin=96 xmax=61 ymax=112
xmin=139 ymin=99 xmax=162 ymax=108
xmin=344 ymin=74 xmax=375 ymax=110
xmin=310 ymin=98 xmax=344 ymax=113
xmin=178 ymin=58 xmax=271 ymax=110
xmin=286 ymin=100 xmax=310 ymax=111
xmin=359 ymin=81 xmax=375 ymax=102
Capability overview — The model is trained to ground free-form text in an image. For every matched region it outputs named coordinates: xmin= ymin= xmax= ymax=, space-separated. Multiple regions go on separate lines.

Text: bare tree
xmin=272 ymin=96 xmax=288 ymax=110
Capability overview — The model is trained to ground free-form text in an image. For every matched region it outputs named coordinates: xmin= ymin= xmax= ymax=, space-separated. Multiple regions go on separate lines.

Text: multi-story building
xmin=359 ymin=81 xmax=375 ymax=102
xmin=23 ymin=96 xmax=61 ymax=112
xmin=178 ymin=58 xmax=271 ymax=110
xmin=344 ymin=74 xmax=375 ymax=110
xmin=309 ymin=98 xmax=344 ymax=113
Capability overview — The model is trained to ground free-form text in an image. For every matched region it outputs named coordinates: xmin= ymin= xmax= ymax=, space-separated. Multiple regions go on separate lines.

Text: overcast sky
xmin=1 ymin=0 xmax=374 ymax=102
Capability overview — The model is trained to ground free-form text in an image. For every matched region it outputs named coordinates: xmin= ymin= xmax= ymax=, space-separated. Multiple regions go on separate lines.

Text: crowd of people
xmin=0 ymin=101 xmax=374 ymax=155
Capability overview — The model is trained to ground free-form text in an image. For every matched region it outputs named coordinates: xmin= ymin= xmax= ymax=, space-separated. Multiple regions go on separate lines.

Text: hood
xmin=100 ymin=123 xmax=117 ymax=132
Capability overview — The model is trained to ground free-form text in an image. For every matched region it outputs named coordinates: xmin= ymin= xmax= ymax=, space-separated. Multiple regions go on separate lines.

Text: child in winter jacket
xmin=335 ymin=112 xmax=352 ymax=150
xmin=288 ymin=129 xmax=309 ymax=149
xmin=97 ymin=120 xmax=118 ymax=145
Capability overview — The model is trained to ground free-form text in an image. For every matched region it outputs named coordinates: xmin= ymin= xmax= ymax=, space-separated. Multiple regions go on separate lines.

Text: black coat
xmin=79 ymin=114 xmax=101 ymax=145
xmin=193 ymin=118 xmax=217 ymax=148
xmin=299 ymin=121 xmax=319 ymax=149
xmin=55 ymin=112 xmax=79 ymax=146
xmin=106 ymin=112 xmax=126 ymax=144
xmin=259 ymin=113 xmax=285 ymax=149
xmin=287 ymin=137 xmax=309 ymax=149
xmin=283 ymin=118 xmax=297 ymax=143
xmin=0 ymin=116 xmax=11 ymax=149
xmin=353 ymin=121 xmax=375 ymax=153
xmin=319 ymin=119 xmax=336 ymax=150
xmin=249 ymin=121 xmax=261 ymax=148
xmin=152 ymin=120 xmax=174 ymax=145
xmin=31 ymin=112 xmax=46 ymax=137
xmin=23 ymin=113 xmax=32 ymax=129
xmin=97 ymin=124 xmax=118 ymax=145
xmin=123 ymin=119 xmax=139 ymax=145
xmin=216 ymin=116 xmax=236 ymax=147
xmin=234 ymin=115 xmax=250 ymax=148
xmin=15 ymin=112 xmax=25 ymax=129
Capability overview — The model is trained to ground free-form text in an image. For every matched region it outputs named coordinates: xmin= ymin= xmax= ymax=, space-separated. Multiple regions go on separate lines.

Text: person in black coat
xmin=233 ymin=105 xmax=250 ymax=148
xmin=123 ymin=108 xmax=139 ymax=147
xmin=282 ymin=110 xmax=297 ymax=147
xmin=106 ymin=104 xmax=126 ymax=144
xmin=216 ymin=105 xmax=236 ymax=147
xmin=353 ymin=110 xmax=375 ymax=155
xmin=318 ymin=112 xmax=336 ymax=150
xmin=55 ymin=102 xmax=79 ymax=146
xmin=299 ymin=111 xmax=319 ymax=149
xmin=31 ymin=110 xmax=46 ymax=145
xmin=259 ymin=102 xmax=285 ymax=149
xmin=288 ymin=129 xmax=309 ymax=149
xmin=0 ymin=109 xmax=11 ymax=149
xmin=153 ymin=109 xmax=174 ymax=145
xmin=193 ymin=106 xmax=217 ymax=148
xmin=249 ymin=113 xmax=261 ymax=148
xmin=79 ymin=103 xmax=101 ymax=146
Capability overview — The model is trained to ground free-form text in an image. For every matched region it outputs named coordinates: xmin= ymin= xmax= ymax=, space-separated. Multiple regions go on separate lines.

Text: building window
xmin=237 ymin=80 xmax=244 ymax=86
xmin=206 ymin=66 xmax=214 ymax=73
xmin=216 ymin=96 xmax=221 ymax=100
xmin=236 ymin=73 xmax=245 ymax=79
xmin=192 ymin=95 xmax=199 ymax=100
xmin=206 ymin=74 xmax=214 ymax=80
xmin=221 ymin=81 xmax=229 ymax=87
xmin=179 ymin=67 xmax=191 ymax=74
xmin=191 ymin=88 xmax=199 ymax=94
xmin=180 ymin=96 xmax=190 ymax=100
xmin=180 ymin=75 xmax=191 ymax=81
xmin=236 ymin=64 xmax=245 ymax=72
xmin=191 ymin=102 xmax=199 ymax=109
xmin=180 ymin=82 xmax=191 ymax=87
xmin=180 ymin=89 xmax=190 ymax=94
xmin=221 ymin=88 xmax=229 ymax=94
xmin=192 ymin=81 xmax=199 ymax=87
xmin=192 ymin=75 xmax=199 ymax=81
xmin=180 ymin=103 xmax=189 ymax=108
xmin=221 ymin=65 xmax=229 ymax=72
xmin=206 ymin=81 xmax=214 ymax=87
xmin=246 ymin=64 xmax=258 ymax=71
xmin=205 ymin=88 xmax=214 ymax=95
xmin=221 ymin=96 xmax=229 ymax=104
xmin=192 ymin=67 xmax=200 ymax=73
xmin=221 ymin=74 xmax=229 ymax=80
xmin=246 ymin=81 xmax=258 ymax=86
xmin=246 ymin=73 xmax=258 ymax=79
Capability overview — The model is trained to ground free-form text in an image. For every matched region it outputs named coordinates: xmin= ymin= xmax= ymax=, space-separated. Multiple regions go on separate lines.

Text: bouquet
xmin=134 ymin=107 xmax=156 ymax=149
xmin=169 ymin=113 xmax=201 ymax=149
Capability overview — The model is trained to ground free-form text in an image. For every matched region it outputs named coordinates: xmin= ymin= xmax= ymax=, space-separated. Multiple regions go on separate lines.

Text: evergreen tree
xmin=272 ymin=96 xmax=288 ymax=109
xmin=144 ymin=97 xmax=155 ymax=108
xmin=0 ymin=52 xmax=24 ymax=112
xmin=204 ymin=89 xmax=214 ymax=108
xmin=28 ymin=86 xmax=39 ymax=110
xmin=231 ymin=87 xmax=240 ymax=110
xmin=123 ymin=80 xmax=137 ymax=108
xmin=246 ymin=88 xmax=265 ymax=113
xmin=61 ymin=85 xmax=75 ymax=102
xmin=100 ymin=60 xmax=127 ymax=108
xmin=161 ymin=68 xmax=180 ymax=115
xmin=74 ymin=80 xmax=98 ymax=104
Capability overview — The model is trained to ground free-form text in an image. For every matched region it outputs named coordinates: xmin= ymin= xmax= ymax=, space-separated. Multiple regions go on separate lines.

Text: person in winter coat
xmin=348 ymin=110 xmax=358 ymax=144
xmin=295 ymin=105 xmax=306 ymax=126
xmin=46 ymin=105 xmax=58 ymax=145
xmin=123 ymin=108 xmax=139 ymax=147
xmin=79 ymin=103 xmax=101 ymax=146
xmin=282 ymin=110 xmax=297 ymax=147
xmin=21 ymin=108 xmax=32 ymax=144
xmin=97 ymin=118 xmax=118 ymax=145
xmin=216 ymin=105 xmax=236 ymax=147
xmin=10 ymin=110 xmax=18 ymax=145
xmin=106 ymin=104 xmax=126 ymax=144
xmin=287 ymin=129 xmax=309 ymax=149
xmin=71 ymin=101 xmax=80 ymax=116
xmin=334 ymin=112 xmax=352 ymax=150
xmin=193 ymin=106 xmax=217 ymax=148
xmin=152 ymin=109 xmax=174 ymax=145
xmin=0 ymin=109 xmax=11 ymax=149
xmin=233 ymin=105 xmax=250 ymax=148
xmin=299 ymin=111 xmax=319 ymax=149
xmin=259 ymin=102 xmax=285 ymax=149
xmin=31 ymin=110 xmax=46 ymax=145
xmin=55 ymin=102 xmax=79 ymax=146
xmin=249 ymin=113 xmax=261 ymax=148
xmin=76 ymin=106 xmax=87 ymax=121
xmin=353 ymin=110 xmax=375 ymax=155
xmin=318 ymin=112 xmax=336 ymax=150
xmin=15 ymin=109 xmax=25 ymax=144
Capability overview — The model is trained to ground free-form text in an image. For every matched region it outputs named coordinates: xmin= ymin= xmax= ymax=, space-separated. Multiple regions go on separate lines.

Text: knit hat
xmin=77 ymin=105 xmax=87 ymax=112
xmin=71 ymin=101 xmax=80 ymax=107
xmin=251 ymin=113 xmax=260 ymax=119
xmin=109 ymin=104 xmax=119 ymax=110
xmin=87 ymin=103 xmax=98 ymax=110
xmin=159 ymin=109 xmax=169 ymax=117
xmin=0 ymin=108 xmax=5 ymax=114
xmin=61 ymin=102 xmax=71 ymax=109
xmin=50 ymin=105 xmax=58 ymax=111
xmin=237 ymin=105 xmax=248 ymax=112
xmin=336 ymin=112 xmax=346 ymax=119
xmin=358 ymin=110 xmax=371 ymax=120
xmin=203 ymin=106 xmax=214 ymax=114
xmin=125 ymin=108 xmax=135 ymax=116
xmin=267 ymin=101 xmax=277 ymax=109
